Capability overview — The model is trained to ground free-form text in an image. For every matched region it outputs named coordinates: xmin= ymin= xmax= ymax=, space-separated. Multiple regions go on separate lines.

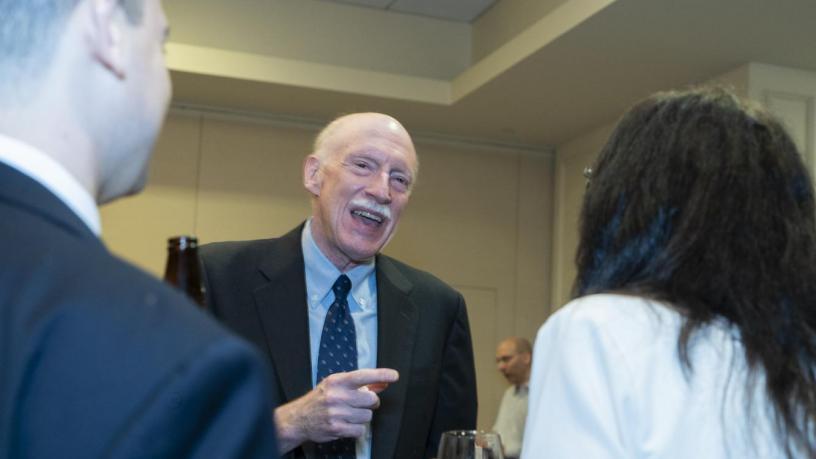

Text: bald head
xmin=495 ymin=337 xmax=532 ymax=386
xmin=503 ymin=337 xmax=532 ymax=354
xmin=312 ymin=113 xmax=419 ymax=177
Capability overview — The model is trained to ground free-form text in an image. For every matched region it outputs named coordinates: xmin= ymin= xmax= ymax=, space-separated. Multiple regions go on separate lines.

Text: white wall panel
xmin=749 ymin=63 xmax=816 ymax=177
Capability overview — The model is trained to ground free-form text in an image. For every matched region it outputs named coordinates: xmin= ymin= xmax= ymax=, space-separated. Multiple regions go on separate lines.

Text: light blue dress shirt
xmin=302 ymin=219 xmax=378 ymax=459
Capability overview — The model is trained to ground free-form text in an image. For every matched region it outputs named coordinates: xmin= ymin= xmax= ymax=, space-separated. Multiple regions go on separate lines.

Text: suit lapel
xmin=372 ymin=255 xmax=418 ymax=459
xmin=252 ymin=225 xmax=314 ymax=401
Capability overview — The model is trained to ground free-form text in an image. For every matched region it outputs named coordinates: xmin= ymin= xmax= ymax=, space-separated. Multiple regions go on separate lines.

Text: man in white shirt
xmin=493 ymin=337 xmax=532 ymax=459
xmin=0 ymin=1 xmax=278 ymax=456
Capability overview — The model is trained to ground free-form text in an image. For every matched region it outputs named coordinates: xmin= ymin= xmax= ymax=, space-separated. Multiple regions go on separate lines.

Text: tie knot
xmin=332 ymin=274 xmax=351 ymax=300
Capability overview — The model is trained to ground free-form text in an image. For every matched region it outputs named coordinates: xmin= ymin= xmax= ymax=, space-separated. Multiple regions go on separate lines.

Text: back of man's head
xmin=0 ymin=0 xmax=171 ymax=205
xmin=0 ymin=0 xmax=143 ymax=101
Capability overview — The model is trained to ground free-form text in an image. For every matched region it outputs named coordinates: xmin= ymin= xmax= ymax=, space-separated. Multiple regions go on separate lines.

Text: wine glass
xmin=436 ymin=430 xmax=505 ymax=459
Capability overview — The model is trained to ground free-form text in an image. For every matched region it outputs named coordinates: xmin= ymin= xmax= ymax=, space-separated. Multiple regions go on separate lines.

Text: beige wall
xmin=101 ymin=109 xmax=554 ymax=431
xmin=549 ymin=122 xmax=615 ymax=310
xmin=747 ymin=63 xmax=816 ymax=174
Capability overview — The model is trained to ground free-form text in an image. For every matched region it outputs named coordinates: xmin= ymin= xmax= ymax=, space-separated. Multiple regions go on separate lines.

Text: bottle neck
xmin=168 ymin=235 xmax=198 ymax=251
xmin=163 ymin=235 xmax=207 ymax=309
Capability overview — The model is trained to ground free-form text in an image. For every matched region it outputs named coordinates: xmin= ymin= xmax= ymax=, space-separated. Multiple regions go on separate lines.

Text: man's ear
xmin=86 ymin=0 xmax=126 ymax=79
xmin=303 ymin=155 xmax=322 ymax=196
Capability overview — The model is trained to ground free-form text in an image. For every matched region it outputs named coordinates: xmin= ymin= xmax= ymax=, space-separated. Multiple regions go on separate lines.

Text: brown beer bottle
xmin=163 ymin=235 xmax=207 ymax=309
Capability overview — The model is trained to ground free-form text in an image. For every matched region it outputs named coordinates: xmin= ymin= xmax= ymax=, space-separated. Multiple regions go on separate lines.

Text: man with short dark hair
xmin=0 ymin=1 xmax=278 ymax=456
xmin=201 ymin=112 xmax=478 ymax=459
xmin=493 ymin=337 xmax=532 ymax=459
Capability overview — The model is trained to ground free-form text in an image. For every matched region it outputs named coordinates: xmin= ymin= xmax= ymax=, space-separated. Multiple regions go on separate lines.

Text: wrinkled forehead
xmin=325 ymin=114 xmax=418 ymax=172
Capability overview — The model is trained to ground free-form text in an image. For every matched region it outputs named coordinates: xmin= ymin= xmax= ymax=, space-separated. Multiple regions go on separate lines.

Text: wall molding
xmin=170 ymin=102 xmax=555 ymax=158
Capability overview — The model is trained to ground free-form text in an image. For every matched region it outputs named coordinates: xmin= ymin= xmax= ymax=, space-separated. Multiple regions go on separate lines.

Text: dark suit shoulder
xmin=378 ymin=254 xmax=462 ymax=303
xmin=200 ymin=226 xmax=304 ymax=290
xmin=200 ymin=238 xmax=279 ymax=267
xmin=1 ymin=219 xmax=276 ymax=457
xmin=4 ymin=221 xmax=257 ymax=392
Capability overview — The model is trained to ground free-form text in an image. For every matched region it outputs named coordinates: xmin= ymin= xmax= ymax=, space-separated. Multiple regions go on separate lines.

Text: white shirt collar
xmin=302 ymin=219 xmax=376 ymax=311
xmin=515 ymin=382 xmax=530 ymax=395
xmin=0 ymin=134 xmax=101 ymax=235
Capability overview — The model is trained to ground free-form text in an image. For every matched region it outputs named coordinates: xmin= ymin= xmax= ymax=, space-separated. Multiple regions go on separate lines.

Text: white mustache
xmin=350 ymin=198 xmax=392 ymax=220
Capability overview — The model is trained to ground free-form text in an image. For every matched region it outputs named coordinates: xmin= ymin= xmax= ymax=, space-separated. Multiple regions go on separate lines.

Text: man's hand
xmin=274 ymin=368 xmax=399 ymax=454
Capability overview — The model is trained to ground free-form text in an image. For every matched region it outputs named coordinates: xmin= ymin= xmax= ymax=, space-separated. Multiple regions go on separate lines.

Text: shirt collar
xmin=0 ymin=134 xmax=101 ymax=236
xmin=302 ymin=219 xmax=376 ymax=310
xmin=514 ymin=382 xmax=529 ymax=395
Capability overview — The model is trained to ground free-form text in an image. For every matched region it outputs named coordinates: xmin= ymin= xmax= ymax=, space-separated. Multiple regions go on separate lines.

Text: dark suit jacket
xmin=200 ymin=224 xmax=478 ymax=459
xmin=0 ymin=161 xmax=278 ymax=458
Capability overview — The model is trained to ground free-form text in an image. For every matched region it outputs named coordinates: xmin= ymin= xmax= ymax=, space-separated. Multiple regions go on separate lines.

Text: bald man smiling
xmin=200 ymin=113 xmax=478 ymax=459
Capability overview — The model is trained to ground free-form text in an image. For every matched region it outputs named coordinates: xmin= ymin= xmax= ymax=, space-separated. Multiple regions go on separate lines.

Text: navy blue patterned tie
xmin=315 ymin=274 xmax=357 ymax=459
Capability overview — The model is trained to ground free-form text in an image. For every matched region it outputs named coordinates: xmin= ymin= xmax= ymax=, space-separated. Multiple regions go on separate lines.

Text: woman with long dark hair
xmin=522 ymin=87 xmax=816 ymax=458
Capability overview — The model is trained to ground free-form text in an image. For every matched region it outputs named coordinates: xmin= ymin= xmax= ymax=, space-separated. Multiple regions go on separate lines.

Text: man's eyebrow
xmin=345 ymin=151 xmax=414 ymax=177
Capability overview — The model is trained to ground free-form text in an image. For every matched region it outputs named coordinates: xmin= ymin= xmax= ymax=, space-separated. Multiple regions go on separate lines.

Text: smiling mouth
xmin=352 ymin=209 xmax=385 ymax=225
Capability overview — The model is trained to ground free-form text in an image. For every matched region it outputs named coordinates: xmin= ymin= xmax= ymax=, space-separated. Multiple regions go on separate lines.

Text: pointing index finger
xmin=337 ymin=368 xmax=399 ymax=389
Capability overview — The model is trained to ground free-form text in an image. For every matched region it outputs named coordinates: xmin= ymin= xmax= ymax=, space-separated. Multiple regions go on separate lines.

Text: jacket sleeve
xmin=425 ymin=293 xmax=478 ymax=458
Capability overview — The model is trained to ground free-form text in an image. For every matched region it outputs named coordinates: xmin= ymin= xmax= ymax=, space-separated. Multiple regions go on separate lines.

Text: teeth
xmin=353 ymin=210 xmax=383 ymax=223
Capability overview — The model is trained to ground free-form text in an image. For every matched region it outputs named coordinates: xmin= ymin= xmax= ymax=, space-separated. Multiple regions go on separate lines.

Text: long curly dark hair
xmin=574 ymin=87 xmax=816 ymax=457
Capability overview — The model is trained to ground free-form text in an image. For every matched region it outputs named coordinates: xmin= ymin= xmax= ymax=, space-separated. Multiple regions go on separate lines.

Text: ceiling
xmin=165 ymin=0 xmax=816 ymax=152
xmin=318 ymin=0 xmax=498 ymax=23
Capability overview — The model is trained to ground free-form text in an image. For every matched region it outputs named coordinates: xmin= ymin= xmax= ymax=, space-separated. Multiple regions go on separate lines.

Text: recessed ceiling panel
xmin=329 ymin=0 xmax=392 ymax=7
xmin=321 ymin=0 xmax=497 ymax=22
xmin=390 ymin=0 xmax=496 ymax=22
